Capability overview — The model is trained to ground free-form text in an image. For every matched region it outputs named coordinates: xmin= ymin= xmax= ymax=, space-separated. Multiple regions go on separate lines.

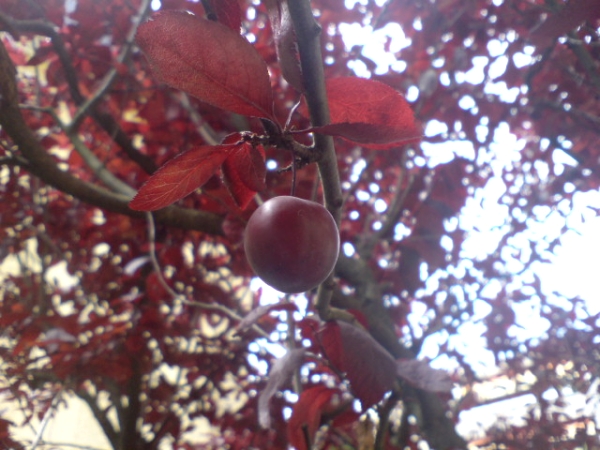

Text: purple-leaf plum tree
xmin=0 ymin=0 xmax=598 ymax=449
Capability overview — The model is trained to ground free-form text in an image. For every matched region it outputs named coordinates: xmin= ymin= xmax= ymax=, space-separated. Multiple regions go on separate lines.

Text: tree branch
xmin=20 ymin=104 xmax=136 ymax=196
xmin=287 ymin=0 xmax=343 ymax=321
xmin=359 ymin=159 xmax=414 ymax=259
xmin=30 ymin=391 xmax=63 ymax=450
xmin=286 ymin=0 xmax=342 ymax=216
xmin=146 ymin=212 xmax=270 ymax=339
xmin=537 ymin=99 xmax=600 ymax=133
xmin=68 ymin=0 xmax=153 ymax=132
xmin=77 ymin=389 xmax=119 ymax=450
xmin=0 ymin=12 xmax=157 ymax=174
xmin=0 ymin=40 xmax=223 ymax=234
xmin=285 ymin=4 xmax=466 ymax=446
xmin=566 ymin=32 xmax=600 ymax=93
xmin=119 ymin=361 xmax=142 ymax=450
xmin=178 ymin=93 xmax=221 ymax=145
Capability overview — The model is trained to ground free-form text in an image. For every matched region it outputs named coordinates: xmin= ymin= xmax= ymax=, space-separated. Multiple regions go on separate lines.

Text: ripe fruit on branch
xmin=244 ymin=196 xmax=340 ymax=293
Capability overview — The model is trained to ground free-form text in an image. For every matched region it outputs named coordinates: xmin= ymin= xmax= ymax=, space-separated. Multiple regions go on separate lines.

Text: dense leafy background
xmin=0 ymin=0 xmax=598 ymax=449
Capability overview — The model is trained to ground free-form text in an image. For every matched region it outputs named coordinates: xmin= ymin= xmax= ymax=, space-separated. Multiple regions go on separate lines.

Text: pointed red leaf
xmin=396 ymin=359 xmax=454 ymax=393
xmin=320 ymin=320 xmax=396 ymax=409
xmin=288 ymin=386 xmax=341 ymax=450
xmin=206 ymin=0 xmax=242 ymax=32
xmin=137 ymin=11 xmax=274 ymax=119
xmin=301 ymin=77 xmax=421 ymax=148
xmin=222 ymin=142 xmax=266 ymax=209
xmin=265 ymin=0 xmax=304 ymax=92
xmin=129 ymin=145 xmax=235 ymax=211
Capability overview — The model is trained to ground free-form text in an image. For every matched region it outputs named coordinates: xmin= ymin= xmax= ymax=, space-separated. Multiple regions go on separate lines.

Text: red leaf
xmin=13 ymin=326 xmax=41 ymax=356
xmin=0 ymin=417 xmax=22 ymax=449
xmin=319 ymin=320 xmax=344 ymax=370
xmin=396 ymin=359 xmax=454 ymax=393
xmin=137 ymin=11 xmax=275 ymax=120
xmin=288 ymin=386 xmax=340 ymax=450
xmin=301 ymin=77 xmax=421 ymax=148
xmin=265 ymin=0 xmax=304 ymax=92
xmin=222 ymin=142 xmax=266 ymax=209
xmin=320 ymin=320 xmax=397 ymax=409
xmin=129 ymin=145 xmax=234 ymax=211
xmin=258 ymin=348 xmax=306 ymax=429
xmin=206 ymin=0 xmax=242 ymax=32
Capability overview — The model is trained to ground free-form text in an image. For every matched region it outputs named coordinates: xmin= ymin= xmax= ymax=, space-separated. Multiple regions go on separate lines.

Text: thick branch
xmin=0 ymin=41 xmax=223 ymax=234
xmin=119 ymin=361 xmax=142 ymax=450
xmin=566 ymin=33 xmax=600 ymax=93
xmin=1 ymin=13 xmax=157 ymax=174
xmin=77 ymin=390 xmax=119 ymax=450
xmin=286 ymin=0 xmax=342 ymax=217
xmin=288 ymin=0 xmax=343 ymax=320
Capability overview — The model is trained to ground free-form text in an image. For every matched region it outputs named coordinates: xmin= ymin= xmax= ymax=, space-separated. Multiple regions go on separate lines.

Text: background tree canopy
xmin=0 ymin=0 xmax=598 ymax=449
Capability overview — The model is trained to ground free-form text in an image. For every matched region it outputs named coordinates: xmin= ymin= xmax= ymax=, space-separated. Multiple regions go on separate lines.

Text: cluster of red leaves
xmin=129 ymin=10 xmax=420 ymax=212
xmin=0 ymin=0 xmax=598 ymax=449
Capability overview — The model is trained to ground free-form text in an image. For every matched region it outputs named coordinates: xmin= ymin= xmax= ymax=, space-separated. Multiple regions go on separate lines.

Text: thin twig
xmin=201 ymin=0 xmax=217 ymax=21
xmin=0 ymin=37 xmax=223 ymax=233
xmin=359 ymin=157 xmax=415 ymax=259
xmin=2 ymin=11 xmax=157 ymax=174
xmin=68 ymin=0 xmax=153 ymax=131
xmin=30 ymin=391 xmax=63 ymax=450
xmin=35 ymin=442 xmax=109 ymax=450
xmin=565 ymin=34 xmax=600 ymax=93
xmin=20 ymin=104 xmax=136 ymax=196
xmin=0 ymin=154 xmax=29 ymax=167
xmin=145 ymin=212 xmax=271 ymax=339
xmin=179 ymin=93 xmax=221 ymax=145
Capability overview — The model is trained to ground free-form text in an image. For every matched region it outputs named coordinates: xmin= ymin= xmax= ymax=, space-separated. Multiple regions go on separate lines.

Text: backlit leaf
xmin=288 ymin=386 xmax=341 ymax=450
xmin=302 ymin=77 xmax=421 ymax=148
xmin=222 ymin=142 xmax=266 ymax=209
xmin=129 ymin=145 xmax=235 ymax=211
xmin=320 ymin=320 xmax=397 ymax=409
xmin=137 ymin=11 xmax=275 ymax=120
